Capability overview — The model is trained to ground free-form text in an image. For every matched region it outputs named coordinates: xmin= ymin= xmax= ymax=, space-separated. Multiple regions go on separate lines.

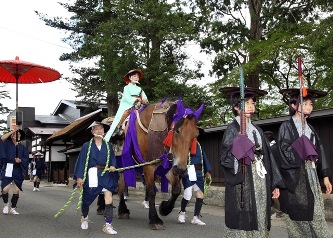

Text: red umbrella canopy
xmin=0 ymin=56 xmax=61 ymax=83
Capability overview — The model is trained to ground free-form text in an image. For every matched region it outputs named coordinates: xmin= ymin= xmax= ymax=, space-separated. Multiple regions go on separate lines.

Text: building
xmin=6 ymin=100 xmax=107 ymax=184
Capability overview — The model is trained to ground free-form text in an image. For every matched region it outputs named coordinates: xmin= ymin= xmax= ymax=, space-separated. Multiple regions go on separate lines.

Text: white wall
xmin=45 ymin=146 xmax=66 ymax=162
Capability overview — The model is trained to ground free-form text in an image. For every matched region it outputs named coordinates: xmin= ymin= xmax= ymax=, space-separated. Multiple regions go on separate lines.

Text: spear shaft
xmin=239 ymin=67 xmax=246 ymax=209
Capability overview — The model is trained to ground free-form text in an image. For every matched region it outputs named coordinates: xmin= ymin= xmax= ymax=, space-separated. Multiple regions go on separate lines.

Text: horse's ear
xmin=177 ymin=98 xmax=186 ymax=115
xmin=193 ymin=103 xmax=204 ymax=121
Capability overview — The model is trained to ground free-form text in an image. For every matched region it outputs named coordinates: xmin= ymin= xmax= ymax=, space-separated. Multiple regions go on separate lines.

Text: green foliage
xmin=0 ymin=86 xmax=11 ymax=133
xmin=37 ymin=0 xmax=208 ymax=120
xmin=193 ymin=0 xmax=333 ymax=124
xmin=36 ymin=0 xmax=333 ymax=129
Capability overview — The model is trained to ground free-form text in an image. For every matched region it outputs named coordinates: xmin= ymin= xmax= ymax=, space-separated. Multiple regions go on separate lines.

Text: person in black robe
xmin=219 ymin=87 xmax=284 ymax=238
xmin=277 ymin=88 xmax=332 ymax=237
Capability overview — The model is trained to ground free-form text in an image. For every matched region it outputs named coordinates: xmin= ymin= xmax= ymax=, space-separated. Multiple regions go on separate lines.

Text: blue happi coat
xmin=1 ymin=139 xmax=29 ymax=191
xmin=182 ymin=142 xmax=212 ymax=192
xmin=0 ymin=140 xmax=6 ymax=169
xmin=73 ymin=139 xmax=119 ymax=207
xmin=32 ymin=158 xmax=47 ymax=178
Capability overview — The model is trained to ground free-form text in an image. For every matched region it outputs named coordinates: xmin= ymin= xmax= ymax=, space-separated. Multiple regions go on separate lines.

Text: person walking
xmin=1 ymin=128 xmax=29 ymax=215
xmin=74 ymin=121 xmax=119 ymax=235
xmin=32 ymin=152 xmax=47 ymax=192
xmin=177 ymin=140 xmax=212 ymax=225
xmin=277 ymin=88 xmax=332 ymax=238
xmin=219 ymin=87 xmax=284 ymax=238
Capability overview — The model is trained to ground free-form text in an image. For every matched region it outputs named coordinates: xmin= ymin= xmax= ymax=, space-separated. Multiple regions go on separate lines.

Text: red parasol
xmin=0 ymin=56 xmax=61 ymax=153
xmin=0 ymin=56 xmax=61 ymax=123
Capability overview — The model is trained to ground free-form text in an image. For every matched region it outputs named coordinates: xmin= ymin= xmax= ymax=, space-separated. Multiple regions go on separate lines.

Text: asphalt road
xmin=0 ymin=181 xmax=332 ymax=238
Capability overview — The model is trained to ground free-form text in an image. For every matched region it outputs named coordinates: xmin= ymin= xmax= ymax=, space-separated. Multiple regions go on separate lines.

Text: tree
xmin=193 ymin=0 xmax=333 ymax=123
xmin=36 ymin=0 xmax=212 ymax=126
xmin=0 ymin=85 xmax=11 ymax=133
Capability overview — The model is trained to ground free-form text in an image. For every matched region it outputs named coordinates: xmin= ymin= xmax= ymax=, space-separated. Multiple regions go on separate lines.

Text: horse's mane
xmin=165 ymin=98 xmax=196 ymax=131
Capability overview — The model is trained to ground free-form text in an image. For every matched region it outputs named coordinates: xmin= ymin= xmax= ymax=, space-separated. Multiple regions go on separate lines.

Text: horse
xmin=116 ymin=98 xmax=204 ymax=230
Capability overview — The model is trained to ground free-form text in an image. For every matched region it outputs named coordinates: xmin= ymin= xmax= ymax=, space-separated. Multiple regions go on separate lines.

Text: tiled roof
xmin=46 ymin=109 xmax=103 ymax=142
xmin=35 ymin=115 xmax=70 ymax=124
xmin=28 ymin=127 xmax=62 ymax=135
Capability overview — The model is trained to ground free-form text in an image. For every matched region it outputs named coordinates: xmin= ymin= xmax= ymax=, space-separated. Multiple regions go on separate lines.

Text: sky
xmin=0 ymin=0 xmax=77 ymax=115
xmin=0 ymin=0 xmax=214 ymax=116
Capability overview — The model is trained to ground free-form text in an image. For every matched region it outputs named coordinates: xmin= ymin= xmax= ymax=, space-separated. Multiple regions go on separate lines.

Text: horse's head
xmin=165 ymin=99 xmax=204 ymax=176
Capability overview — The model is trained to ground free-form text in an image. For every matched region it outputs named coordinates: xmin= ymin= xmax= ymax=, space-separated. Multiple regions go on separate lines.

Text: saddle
xmin=149 ymin=100 xmax=176 ymax=132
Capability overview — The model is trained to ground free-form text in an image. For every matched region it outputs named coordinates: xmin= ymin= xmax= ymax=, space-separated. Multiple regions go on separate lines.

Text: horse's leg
xmin=117 ymin=172 xmax=130 ymax=219
xmin=144 ymin=166 xmax=165 ymax=230
xmin=159 ymin=171 xmax=181 ymax=216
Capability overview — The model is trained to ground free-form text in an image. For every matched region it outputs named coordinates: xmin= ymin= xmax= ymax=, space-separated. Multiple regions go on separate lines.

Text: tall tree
xmin=36 ymin=0 xmax=212 ymax=126
xmin=193 ymin=0 xmax=333 ymax=123
xmin=0 ymin=86 xmax=11 ymax=132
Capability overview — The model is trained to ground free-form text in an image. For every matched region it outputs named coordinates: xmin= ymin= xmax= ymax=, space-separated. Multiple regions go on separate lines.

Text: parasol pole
xmin=15 ymin=68 xmax=19 ymax=157
xmin=239 ymin=67 xmax=246 ymax=209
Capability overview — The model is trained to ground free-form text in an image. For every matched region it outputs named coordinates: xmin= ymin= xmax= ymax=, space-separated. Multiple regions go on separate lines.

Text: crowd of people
xmin=0 ymin=68 xmax=332 ymax=238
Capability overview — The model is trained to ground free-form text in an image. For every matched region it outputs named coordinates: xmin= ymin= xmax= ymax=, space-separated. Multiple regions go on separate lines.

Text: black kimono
xmin=220 ymin=119 xmax=283 ymax=236
xmin=277 ymin=117 xmax=332 ymax=237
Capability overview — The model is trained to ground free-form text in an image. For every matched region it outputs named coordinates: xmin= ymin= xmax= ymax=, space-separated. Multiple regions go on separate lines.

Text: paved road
xmin=0 ymin=181 xmax=332 ymax=238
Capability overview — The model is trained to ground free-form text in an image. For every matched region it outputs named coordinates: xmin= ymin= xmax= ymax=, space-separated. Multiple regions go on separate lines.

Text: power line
xmin=0 ymin=26 xmax=72 ymax=51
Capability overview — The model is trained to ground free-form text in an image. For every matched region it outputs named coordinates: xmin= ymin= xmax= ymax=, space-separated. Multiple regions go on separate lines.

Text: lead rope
xmin=55 ymin=138 xmax=93 ymax=218
xmin=54 ymin=138 xmax=161 ymax=218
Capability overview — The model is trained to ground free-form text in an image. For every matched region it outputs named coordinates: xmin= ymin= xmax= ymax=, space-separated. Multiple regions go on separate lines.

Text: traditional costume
xmin=104 ymin=69 xmax=148 ymax=141
xmin=178 ymin=141 xmax=212 ymax=225
xmin=277 ymin=88 xmax=332 ymax=238
xmin=73 ymin=121 xmax=119 ymax=234
xmin=1 ymin=129 xmax=29 ymax=215
xmin=73 ymin=140 xmax=118 ymax=206
xmin=219 ymin=87 xmax=283 ymax=238
xmin=32 ymin=152 xmax=47 ymax=191
xmin=1 ymin=130 xmax=29 ymax=191
xmin=0 ymin=140 xmax=5 ymax=169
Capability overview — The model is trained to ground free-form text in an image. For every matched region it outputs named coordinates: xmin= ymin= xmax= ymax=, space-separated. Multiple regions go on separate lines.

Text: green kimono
xmin=105 ymin=83 xmax=147 ymax=141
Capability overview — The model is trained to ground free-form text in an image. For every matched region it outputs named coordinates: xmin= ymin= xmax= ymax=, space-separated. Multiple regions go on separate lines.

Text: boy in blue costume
xmin=1 ymin=128 xmax=29 ymax=215
xmin=74 ymin=121 xmax=119 ymax=235
xmin=32 ymin=152 xmax=47 ymax=191
xmin=177 ymin=140 xmax=212 ymax=225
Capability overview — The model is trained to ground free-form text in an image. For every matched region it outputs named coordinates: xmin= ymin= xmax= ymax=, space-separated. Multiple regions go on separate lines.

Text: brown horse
xmin=116 ymin=98 xmax=204 ymax=230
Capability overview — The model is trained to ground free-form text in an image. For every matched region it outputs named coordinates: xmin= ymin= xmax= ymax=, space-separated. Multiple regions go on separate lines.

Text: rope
xmin=76 ymin=138 xmax=93 ymax=211
xmin=114 ymin=158 xmax=161 ymax=172
xmin=54 ymin=139 xmax=93 ymax=218
xmin=54 ymin=150 xmax=161 ymax=218
xmin=101 ymin=138 xmax=110 ymax=176
xmin=54 ymin=187 xmax=78 ymax=218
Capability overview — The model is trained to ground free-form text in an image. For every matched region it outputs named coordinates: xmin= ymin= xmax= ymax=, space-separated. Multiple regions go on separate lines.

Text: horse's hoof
xmin=118 ymin=213 xmax=130 ymax=219
xmin=149 ymin=223 xmax=165 ymax=230
xmin=159 ymin=200 xmax=173 ymax=216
